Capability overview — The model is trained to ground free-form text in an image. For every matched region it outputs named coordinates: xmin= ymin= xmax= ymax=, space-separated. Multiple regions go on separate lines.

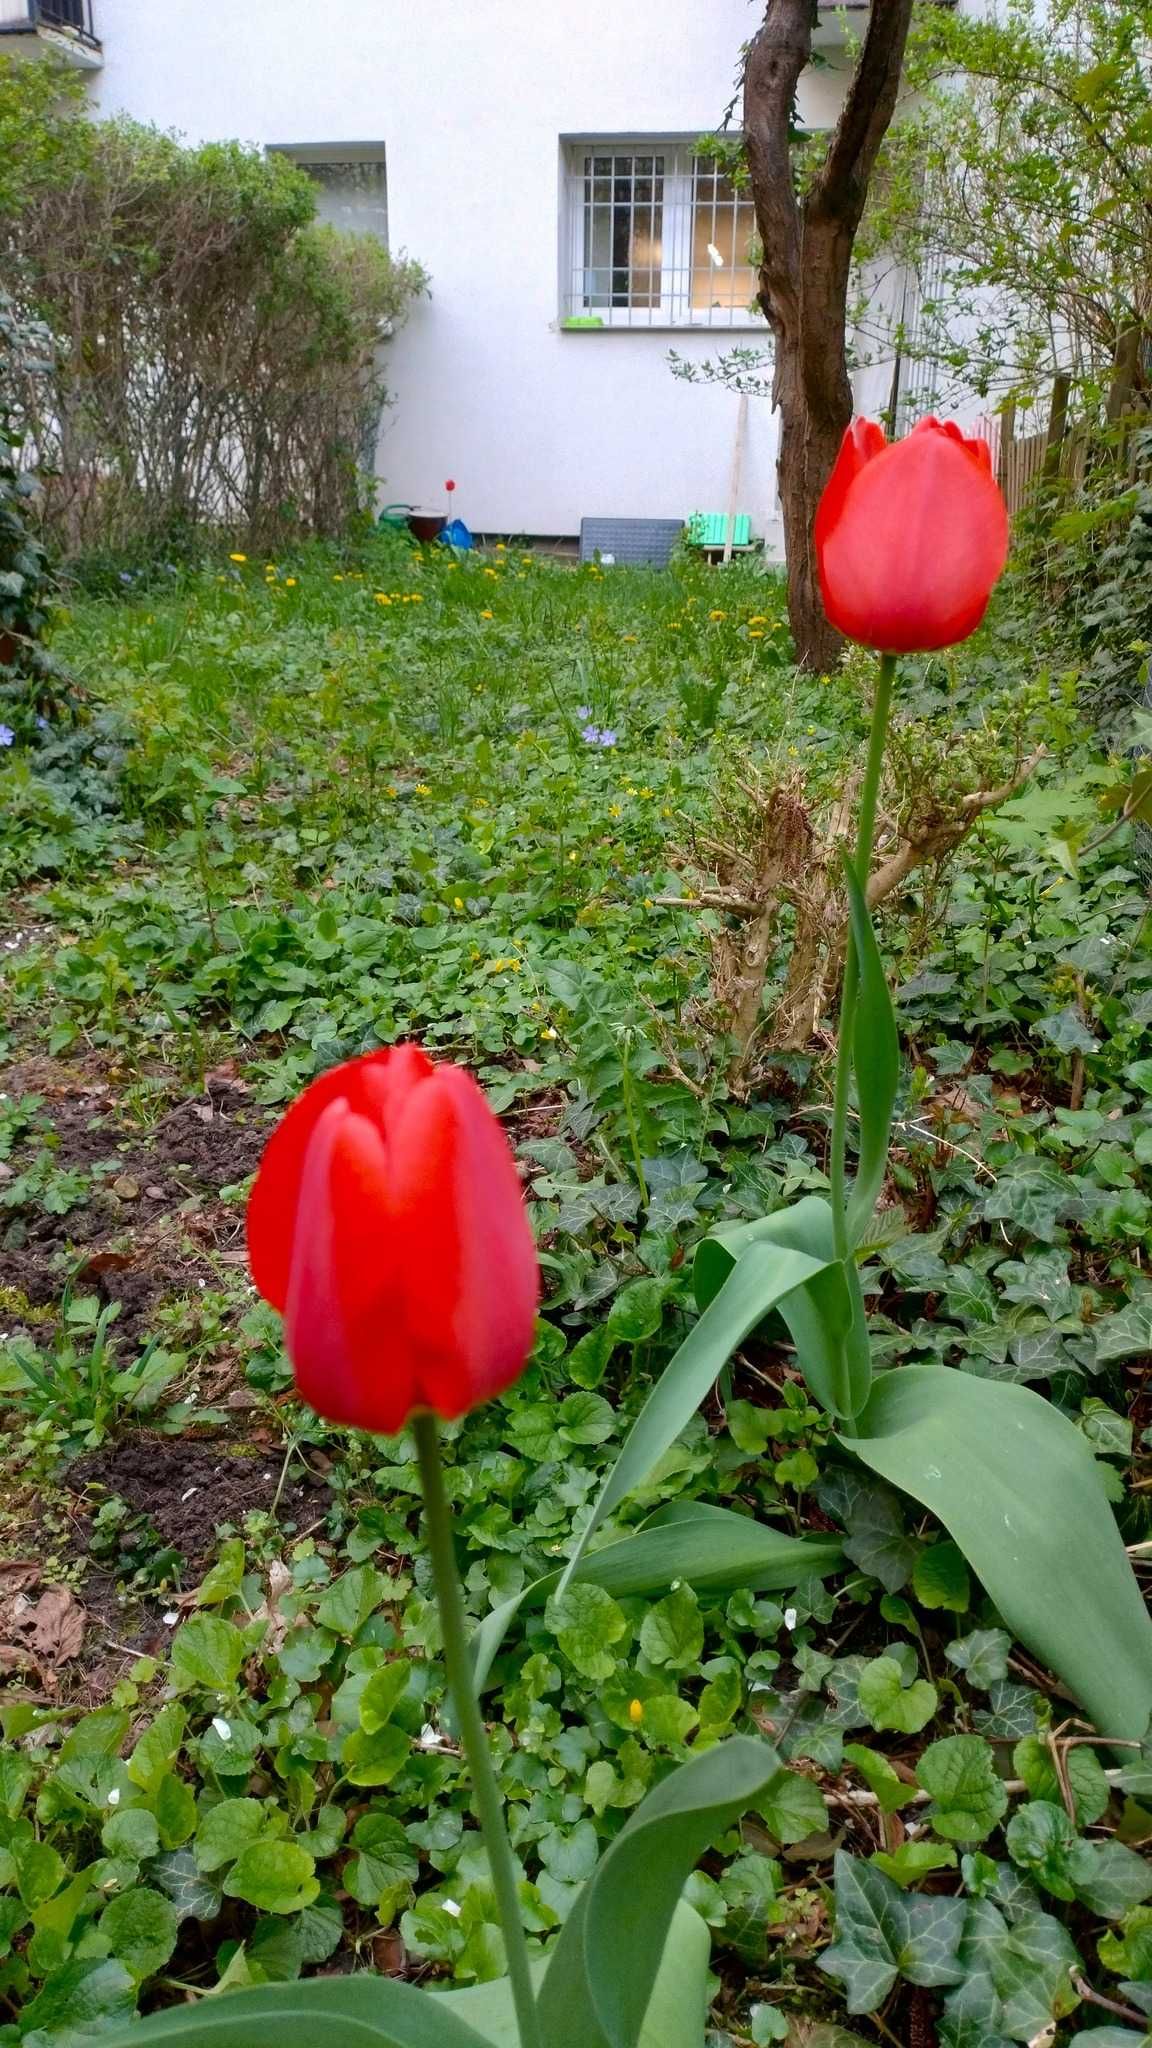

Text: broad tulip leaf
xmin=428 ymin=1900 xmax=709 ymax=2048
xmin=846 ymin=1365 xmax=1152 ymax=1739
xmin=471 ymin=1501 xmax=841 ymax=1692
xmin=843 ymin=861 xmax=900 ymax=1245
xmin=693 ymin=1197 xmax=872 ymax=1420
xmin=98 ymin=1972 xmax=497 ymax=2046
xmin=535 ymin=1736 xmax=783 ymax=2048
xmin=554 ymin=1239 xmax=832 ymax=1598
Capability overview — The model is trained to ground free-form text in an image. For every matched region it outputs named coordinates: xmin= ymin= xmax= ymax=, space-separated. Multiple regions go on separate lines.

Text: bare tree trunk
xmin=744 ymin=0 xmax=915 ymax=669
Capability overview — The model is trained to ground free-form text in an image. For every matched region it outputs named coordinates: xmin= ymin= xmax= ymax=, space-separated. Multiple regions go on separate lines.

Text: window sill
xmin=558 ymin=317 xmax=767 ymax=334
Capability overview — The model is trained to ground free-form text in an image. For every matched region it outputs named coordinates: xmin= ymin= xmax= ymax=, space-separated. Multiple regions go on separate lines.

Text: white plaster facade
xmin=72 ymin=0 xmax=897 ymax=541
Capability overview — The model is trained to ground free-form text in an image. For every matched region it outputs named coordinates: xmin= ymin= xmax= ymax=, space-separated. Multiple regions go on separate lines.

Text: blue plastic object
xmin=439 ymin=518 xmax=474 ymax=550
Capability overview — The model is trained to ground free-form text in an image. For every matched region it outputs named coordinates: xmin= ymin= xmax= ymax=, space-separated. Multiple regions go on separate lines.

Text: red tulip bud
xmin=815 ymin=417 xmax=1009 ymax=654
xmin=247 ymin=1046 xmax=538 ymax=1432
xmin=445 ymin=479 xmax=456 ymax=493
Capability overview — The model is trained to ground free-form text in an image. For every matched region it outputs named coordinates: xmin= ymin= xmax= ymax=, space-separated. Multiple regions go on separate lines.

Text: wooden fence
xmin=990 ymin=367 xmax=1152 ymax=520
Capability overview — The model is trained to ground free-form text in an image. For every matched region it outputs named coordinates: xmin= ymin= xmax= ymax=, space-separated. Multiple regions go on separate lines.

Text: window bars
xmin=36 ymin=0 xmax=98 ymax=43
xmin=563 ymin=144 xmax=762 ymax=329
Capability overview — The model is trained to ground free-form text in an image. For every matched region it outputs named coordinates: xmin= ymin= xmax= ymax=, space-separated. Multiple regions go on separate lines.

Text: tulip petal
xmin=814 ymin=418 xmax=887 ymax=561
xmin=284 ymin=1100 xmax=414 ymax=1433
xmin=388 ymin=1066 xmax=538 ymax=1419
xmin=247 ymin=1045 xmax=432 ymax=1309
xmin=817 ymin=420 xmax=1009 ymax=653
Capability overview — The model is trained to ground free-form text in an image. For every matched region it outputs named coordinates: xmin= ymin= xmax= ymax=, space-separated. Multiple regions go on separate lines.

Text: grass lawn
xmin=1 ymin=532 xmax=1151 ymax=2044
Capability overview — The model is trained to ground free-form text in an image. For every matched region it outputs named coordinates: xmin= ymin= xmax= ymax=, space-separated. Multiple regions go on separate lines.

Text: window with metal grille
xmin=562 ymin=142 xmax=762 ymax=329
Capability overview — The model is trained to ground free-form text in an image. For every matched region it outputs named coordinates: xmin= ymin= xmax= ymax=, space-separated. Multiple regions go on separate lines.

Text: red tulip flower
xmin=815 ymin=417 xmax=1009 ymax=654
xmin=445 ymin=479 xmax=456 ymax=494
xmin=247 ymin=1046 xmax=538 ymax=1433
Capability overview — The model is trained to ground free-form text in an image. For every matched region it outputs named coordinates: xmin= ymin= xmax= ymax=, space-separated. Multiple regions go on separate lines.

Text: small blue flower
xmin=598 ymin=728 xmax=618 ymax=748
xmin=581 ymin=723 xmax=600 ymax=744
xmin=118 ymin=571 xmax=134 ymax=585
xmin=575 ymin=706 xmax=592 ymax=721
xmin=35 ymin=715 xmax=49 ymax=730
xmin=0 ymin=725 xmax=14 ymax=747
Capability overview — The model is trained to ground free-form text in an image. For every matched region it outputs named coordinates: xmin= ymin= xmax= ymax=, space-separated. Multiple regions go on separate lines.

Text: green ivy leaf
xmin=1064 ymin=1839 xmax=1152 ymax=1920
xmin=946 ymin=1630 xmax=1012 ymax=1692
xmin=858 ymin=1656 xmax=938 ymax=1735
xmin=757 ymin=1765 xmax=828 ymax=1845
xmin=958 ymin=1898 xmax=1081 ymax=2039
xmin=818 ymin=1851 xmax=966 ymax=2012
xmin=917 ymin=1736 xmax=1009 ymax=1844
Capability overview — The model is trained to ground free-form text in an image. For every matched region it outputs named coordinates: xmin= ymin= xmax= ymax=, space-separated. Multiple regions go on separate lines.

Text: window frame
xmin=559 ymin=133 xmax=764 ymax=332
xmin=266 ymin=142 xmax=390 ymax=246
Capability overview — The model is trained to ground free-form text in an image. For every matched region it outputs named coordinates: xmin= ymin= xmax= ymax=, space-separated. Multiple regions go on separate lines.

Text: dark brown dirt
xmin=69 ymin=1432 xmax=331 ymax=1572
xmin=2 ymin=1054 xmax=274 ymax=1347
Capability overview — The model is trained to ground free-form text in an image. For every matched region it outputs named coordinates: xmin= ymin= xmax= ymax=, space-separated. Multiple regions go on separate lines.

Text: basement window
xmin=269 ymin=144 xmax=389 ymax=242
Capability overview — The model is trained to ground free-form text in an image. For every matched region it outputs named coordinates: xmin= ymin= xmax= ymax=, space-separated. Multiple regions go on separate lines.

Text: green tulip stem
xmin=413 ymin=1409 xmax=542 ymax=2048
xmin=829 ymin=651 xmax=898 ymax=1263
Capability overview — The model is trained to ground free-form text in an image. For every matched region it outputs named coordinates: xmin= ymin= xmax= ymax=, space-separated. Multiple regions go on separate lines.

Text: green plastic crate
xmin=687 ymin=511 xmax=753 ymax=548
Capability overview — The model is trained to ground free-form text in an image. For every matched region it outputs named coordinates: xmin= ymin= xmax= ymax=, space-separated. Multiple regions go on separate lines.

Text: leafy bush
xmin=0 ymin=57 xmax=426 ymax=556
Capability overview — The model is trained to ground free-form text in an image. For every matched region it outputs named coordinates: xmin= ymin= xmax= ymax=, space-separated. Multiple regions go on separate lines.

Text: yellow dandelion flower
xmin=521 ymin=554 xmax=533 ymax=563
xmin=708 ymin=608 xmax=726 ymax=621
xmin=628 ymin=1699 xmax=644 ymax=1724
xmin=568 ymin=850 xmax=578 ymax=862
xmin=453 ymin=897 xmax=465 ymax=910
xmin=639 ymin=786 xmax=653 ymax=798
xmin=375 ymin=592 xmax=391 ymax=604
xmin=385 ymin=783 xmax=398 ymax=797
xmin=622 ymin=633 xmax=637 ymax=642
xmin=480 ymin=609 xmax=494 ymax=619
xmin=608 ymin=802 xmax=623 ymax=819
xmin=643 ymin=897 xmax=653 ymax=908
xmin=748 ymin=615 xmax=767 ymax=625
xmin=229 ymin=552 xmax=247 ymax=564
xmin=414 ymin=782 xmax=431 ymax=794
xmin=749 ymin=630 xmax=764 ymax=639
xmin=285 ymin=577 xmax=296 ymax=587
xmin=669 ymin=621 xmax=681 ymax=630
xmin=410 ymin=592 xmax=424 ymax=602
xmin=333 ymin=573 xmax=344 ymax=582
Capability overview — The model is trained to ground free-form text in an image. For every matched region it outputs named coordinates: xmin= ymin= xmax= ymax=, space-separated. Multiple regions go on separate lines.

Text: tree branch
xmin=743 ymin=0 xmax=809 ymax=358
xmin=810 ymin=0 xmax=915 ymax=228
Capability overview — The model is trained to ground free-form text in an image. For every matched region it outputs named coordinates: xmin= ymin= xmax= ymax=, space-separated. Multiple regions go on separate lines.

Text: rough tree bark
xmin=744 ymin=0 xmax=915 ymax=670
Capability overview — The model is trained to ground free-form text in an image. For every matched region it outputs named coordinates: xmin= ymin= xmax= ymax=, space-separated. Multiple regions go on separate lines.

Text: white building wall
xmin=88 ymin=0 xmax=856 ymax=541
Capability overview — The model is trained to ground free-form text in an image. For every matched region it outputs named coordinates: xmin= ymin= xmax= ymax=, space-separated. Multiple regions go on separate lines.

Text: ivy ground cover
xmin=0 ymin=531 xmax=1151 ymax=2047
